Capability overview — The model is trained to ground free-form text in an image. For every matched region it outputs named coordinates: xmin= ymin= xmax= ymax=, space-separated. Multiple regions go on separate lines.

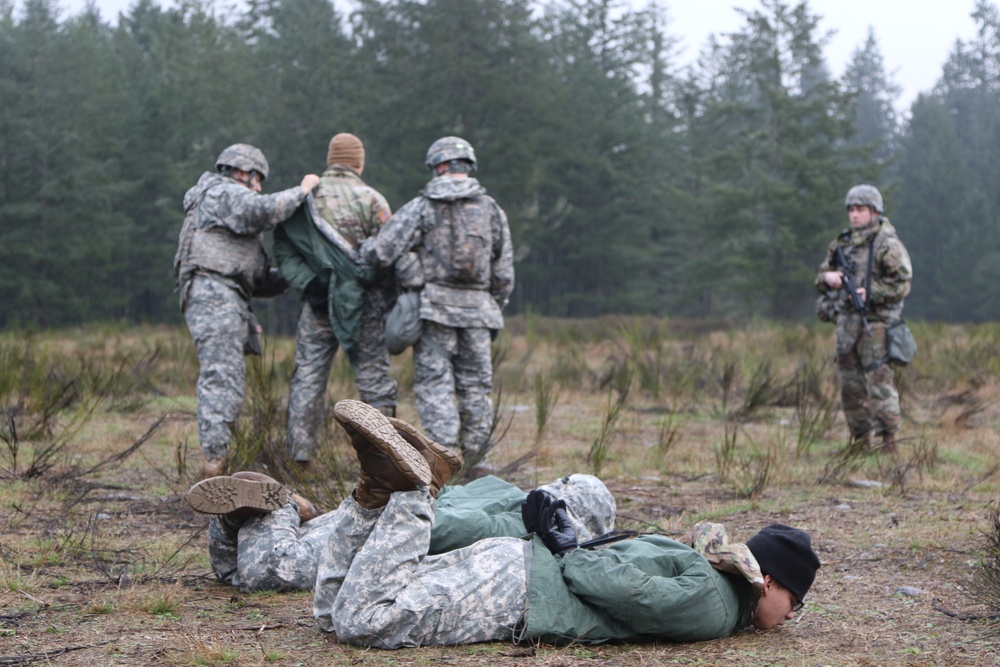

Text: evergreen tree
xmin=842 ymin=27 xmax=901 ymax=169
xmin=682 ymin=0 xmax=870 ymax=319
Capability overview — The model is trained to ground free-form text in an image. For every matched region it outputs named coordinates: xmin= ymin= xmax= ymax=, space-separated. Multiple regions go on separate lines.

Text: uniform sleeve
xmin=490 ymin=203 xmax=515 ymax=309
xmin=814 ymin=240 xmax=838 ymax=293
xmin=870 ymin=236 xmax=912 ymax=305
xmin=217 ymin=185 xmax=307 ymax=236
xmin=360 ymin=197 xmax=423 ymax=268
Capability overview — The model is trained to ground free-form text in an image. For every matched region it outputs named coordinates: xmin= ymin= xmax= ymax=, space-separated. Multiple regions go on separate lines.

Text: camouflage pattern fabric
xmin=286 ymin=288 xmax=396 ymax=461
xmin=815 ymin=217 xmax=912 ymax=439
xmin=359 ymin=174 xmax=513 ymax=460
xmin=183 ymin=276 xmax=249 ymax=460
xmin=314 ymin=489 xmax=528 ymax=648
xmin=205 ymin=474 xmax=613 ymax=592
xmin=690 ymin=522 xmax=764 ymax=596
xmin=414 ymin=321 xmax=493 ymax=456
xmin=537 ymin=474 xmax=616 ymax=541
xmin=207 ymin=499 xmax=342 ymax=592
xmin=359 ymin=175 xmax=514 ymax=329
xmin=175 ymin=171 xmax=307 ymax=459
xmin=836 ymin=321 xmax=899 ymax=437
xmin=312 ymin=166 xmax=391 ymax=247
xmin=175 ymin=171 xmax=307 ymax=300
xmin=284 ymin=168 xmax=396 ymax=460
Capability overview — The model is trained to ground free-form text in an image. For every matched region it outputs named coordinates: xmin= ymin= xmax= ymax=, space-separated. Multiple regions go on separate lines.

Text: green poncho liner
xmin=521 ymin=534 xmax=756 ymax=644
xmin=273 ymin=202 xmax=374 ymax=366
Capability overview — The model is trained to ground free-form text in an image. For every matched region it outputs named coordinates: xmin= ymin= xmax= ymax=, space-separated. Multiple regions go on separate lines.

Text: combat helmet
xmin=216 ymin=143 xmax=270 ymax=181
xmin=845 ymin=184 xmax=883 ymax=214
xmin=425 ymin=136 xmax=477 ymax=173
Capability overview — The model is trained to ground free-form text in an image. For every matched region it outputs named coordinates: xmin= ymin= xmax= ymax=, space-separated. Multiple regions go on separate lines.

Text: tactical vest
xmin=174 ymin=193 xmax=267 ymax=300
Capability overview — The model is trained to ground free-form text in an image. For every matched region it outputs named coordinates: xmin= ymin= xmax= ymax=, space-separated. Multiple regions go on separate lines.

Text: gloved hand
xmin=303 ymin=277 xmax=329 ymax=317
xmin=522 ymin=489 xmax=577 ymax=555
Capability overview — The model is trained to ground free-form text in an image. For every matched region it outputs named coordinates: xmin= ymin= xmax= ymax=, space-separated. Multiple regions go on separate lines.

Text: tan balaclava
xmin=327 ymin=133 xmax=365 ymax=173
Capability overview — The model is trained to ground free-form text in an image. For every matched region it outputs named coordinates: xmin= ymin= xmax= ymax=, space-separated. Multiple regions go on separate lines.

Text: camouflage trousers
xmin=414 ymin=321 xmax=494 ymax=458
xmin=183 ymin=276 xmax=249 ymax=460
xmin=835 ymin=320 xmax=900 ymax=438
xmin=286 ymin=289 xmax=397 ymax=461
xmin=314 ymin=489 xmax=529 ymax=648
xmin=207 ymin=499 xmax=341 ymax=592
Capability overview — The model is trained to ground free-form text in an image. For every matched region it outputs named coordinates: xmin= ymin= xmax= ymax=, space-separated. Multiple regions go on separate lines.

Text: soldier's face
xmin=752 ymin=576 xmax=800 ymax=630
xmin=848 ymin=204 xmax=875 ymax=228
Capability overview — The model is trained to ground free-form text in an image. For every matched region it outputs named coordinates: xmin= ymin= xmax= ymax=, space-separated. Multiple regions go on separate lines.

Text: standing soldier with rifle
xmin=815 ymin=185 xmax=912 ymax=453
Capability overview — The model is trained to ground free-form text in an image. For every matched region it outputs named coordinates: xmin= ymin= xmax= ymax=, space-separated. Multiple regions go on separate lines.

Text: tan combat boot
xmin=187 ymin=474 xmax=288 ymax=516
xmin=388 ymin=417 xmax=463 ymax=496
xmin=333 ymin=400 xmax=431 ymax=510
xmin=231 ymin=471 xmax=320 ymax=522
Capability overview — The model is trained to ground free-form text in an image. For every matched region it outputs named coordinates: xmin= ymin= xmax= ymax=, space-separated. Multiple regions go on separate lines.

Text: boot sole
xmin=333 ymin=400 xmax=431 ymax=487
xmin=388 ymin=417 xmax=463 ymax=475
xmin=187 ymin=476 xmax=288 ymax=515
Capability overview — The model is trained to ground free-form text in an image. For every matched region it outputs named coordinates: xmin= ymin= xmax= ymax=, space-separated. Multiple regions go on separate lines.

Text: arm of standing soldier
xmin=868 ymin=236 xmax=913 ymax=304
xmin=489 ymin=203 xmax=515 ymax=309
xmin=358 ymin=197 xmax=423 ymax=268
xmin=215 ymin=181 xmax=312 ymax=236
xmin=815 ymin=241 xmax=842 ymax=293
xmin=273 ymin=224 xmax=318 ymax=295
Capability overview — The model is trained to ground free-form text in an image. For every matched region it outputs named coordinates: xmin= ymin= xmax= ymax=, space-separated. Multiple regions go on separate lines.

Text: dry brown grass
xmin=2 ymin=318 xmax=1000 ymax=666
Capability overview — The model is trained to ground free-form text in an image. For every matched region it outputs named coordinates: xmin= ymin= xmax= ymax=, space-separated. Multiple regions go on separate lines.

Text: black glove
xmin=522 ymin=489 xmax=577 ymax=555
xmin=303 ymin=277 xmax=329 ymax=317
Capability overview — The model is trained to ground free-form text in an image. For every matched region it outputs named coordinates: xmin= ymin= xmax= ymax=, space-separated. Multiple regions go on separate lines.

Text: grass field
xmin=2 ymin=317 xmax=1000 ymax=666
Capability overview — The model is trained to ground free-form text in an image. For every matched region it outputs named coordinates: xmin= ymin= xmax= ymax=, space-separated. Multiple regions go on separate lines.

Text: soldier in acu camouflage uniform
xmin=360 ymin=137 xmax=514 ymax=470
xmin=816 ymin=185 xmax=913 ymax=453
xmin=274 ymin=134 xmax=397 ymax=469
xmin=174 ymin=144 xmax=320 ymax=479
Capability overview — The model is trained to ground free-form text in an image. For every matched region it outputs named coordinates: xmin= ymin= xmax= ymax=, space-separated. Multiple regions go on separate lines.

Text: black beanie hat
xmin=746 ymin=524 xmax=820 ymax=603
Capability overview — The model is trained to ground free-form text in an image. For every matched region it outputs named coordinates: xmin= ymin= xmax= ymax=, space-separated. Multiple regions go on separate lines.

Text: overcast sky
xmin=44 ymin=0 xmax=983 ymax=112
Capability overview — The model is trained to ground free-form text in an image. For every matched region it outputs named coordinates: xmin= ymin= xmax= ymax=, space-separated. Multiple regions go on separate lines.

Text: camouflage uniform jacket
xmin=174 ymin=172 xmax=307 ymax=306
xmin=814 ymin=217 xmax=912 ymax=324
xmin=521 ymin=533 xmax=755 ymax=644
xmin=359 ymin=175 xmax=514 ymax=330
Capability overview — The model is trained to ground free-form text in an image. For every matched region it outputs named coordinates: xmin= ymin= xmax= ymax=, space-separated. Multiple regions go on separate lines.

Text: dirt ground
xmin=3 ymin=436 xmax=999 ymax=666
xmin=3 ymin=323 xmax=1000 ymax=666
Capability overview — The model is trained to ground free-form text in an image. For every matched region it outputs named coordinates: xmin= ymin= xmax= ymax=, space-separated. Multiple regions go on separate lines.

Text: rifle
xmin=833 ymin=243 xmax=872 ymax=336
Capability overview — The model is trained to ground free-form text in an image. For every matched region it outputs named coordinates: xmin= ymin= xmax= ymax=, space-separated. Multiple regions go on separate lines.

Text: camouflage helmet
xmin=425 ymin=136 xmax=477 ymax=173
xmin=537 ymin=474 xmax=616 ymax=541
xmin=216 ymin=143 xmax=270 ymax=181
xmin=845 ymin=184 xmax=883 ymax=214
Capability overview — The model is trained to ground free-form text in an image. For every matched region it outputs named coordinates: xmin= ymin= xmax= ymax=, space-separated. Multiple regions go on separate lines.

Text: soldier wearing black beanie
xmin=747 ymin=523 xmax=821 ymax=609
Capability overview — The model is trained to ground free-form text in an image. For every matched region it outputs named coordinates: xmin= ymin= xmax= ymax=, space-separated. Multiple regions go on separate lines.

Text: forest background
xmin=2 ymin=0 xmax=999 ymax=330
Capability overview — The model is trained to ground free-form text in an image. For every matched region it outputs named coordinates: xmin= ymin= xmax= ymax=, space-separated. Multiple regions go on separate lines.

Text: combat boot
xmin=388 ymin=417 xmax=463 ymax=496
xmin=231 ymin=471 xmax=320 ymax=522
xmin=880 ymin=432 xmax=898 ymax=454
xmin=377 ymin=405 xmax=397 ymax=418
xmin=333 ymin=399 xmax=431 ymax=510
xmin=187 ymin=474 xmax=288 ymax=516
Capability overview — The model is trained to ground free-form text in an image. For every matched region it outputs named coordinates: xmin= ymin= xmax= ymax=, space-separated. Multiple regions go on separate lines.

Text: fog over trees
xmin=2 ymin=0 xmax=998 ymax=328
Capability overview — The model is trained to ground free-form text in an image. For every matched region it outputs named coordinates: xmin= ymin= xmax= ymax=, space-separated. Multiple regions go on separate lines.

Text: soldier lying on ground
xmin=187 ymin=435 xmax=614 ymax=592
xmin=192 ymin=400 xmax=821 ymax=648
